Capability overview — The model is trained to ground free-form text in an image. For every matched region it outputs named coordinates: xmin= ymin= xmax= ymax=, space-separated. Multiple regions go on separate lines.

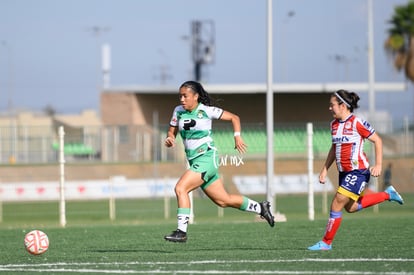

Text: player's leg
xmin=202 ymin=148 xmax=274 ymax=227
xmin=344 ymin=172 xmax=404 ymax=213
xmin=349 ymin=169 xmax=402 ymax=211
xmin=164 ymin=169 xmax=203 ymax=243
xmin=203 ymin=179 xmax=275 ymax=227
xmin=309 ymin=170 xmax=367 ymax=251
xmin=354 ymin=185 xmax=403 ymax=211
xmin=203 ymin=178 xmax=250 ymax=209
xmin=175 ymin=169 xmax=204 ymax=208
xmin=309 ymin=189 xmax=349 ymax=250
xmin=322 ymin=193 xmax=348 ymax=244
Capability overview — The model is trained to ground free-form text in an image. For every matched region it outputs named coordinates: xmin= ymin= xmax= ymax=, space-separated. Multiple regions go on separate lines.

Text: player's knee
xmin=174 ymin=185 xmax=188 ymax=197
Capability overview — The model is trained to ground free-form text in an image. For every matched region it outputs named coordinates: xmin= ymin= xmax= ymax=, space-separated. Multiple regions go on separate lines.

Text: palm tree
xmin=385 ymin=1 xmax=414 ymax=82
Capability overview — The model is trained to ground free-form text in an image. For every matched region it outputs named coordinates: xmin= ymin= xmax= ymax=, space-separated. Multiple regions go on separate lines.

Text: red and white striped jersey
xmin=330 ymin=114 xmax=375 ymax=172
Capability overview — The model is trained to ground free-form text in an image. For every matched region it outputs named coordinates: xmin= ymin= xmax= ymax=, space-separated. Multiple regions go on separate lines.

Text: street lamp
xmin=0 ymin=40 xmax=15 ymax=163
xmin=0 ymin=40 xmax=13 ymax=113
xmin=281 ymin=10 xmax=295 ymax=82
xmin=86 ymin=26 xmax=110 ymax=90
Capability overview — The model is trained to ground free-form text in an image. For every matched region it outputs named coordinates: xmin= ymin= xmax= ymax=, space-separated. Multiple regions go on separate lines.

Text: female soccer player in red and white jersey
xmin=308 ymin=89 xmax=404 ymax=251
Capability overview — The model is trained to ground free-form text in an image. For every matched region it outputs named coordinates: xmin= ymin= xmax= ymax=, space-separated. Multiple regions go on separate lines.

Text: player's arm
xmin=165 ymin=125 xmax=178 ymax=147
xmin=319 ymin=145 xmax=335 ymax=184
xmin=367 ymin=132 xmax=383 ymax=177
xmin=220 ymin=110 xmax=247 ymax=154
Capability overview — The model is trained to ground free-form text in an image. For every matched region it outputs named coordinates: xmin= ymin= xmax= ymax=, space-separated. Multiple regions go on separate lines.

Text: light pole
xmin=0 ymin=40 xmax=13 ymax=114
xmin=155 ymin=49 xmax=172 ymax=85
xmin=1 ymin=40 xmax=15 ymax=164
xmin=180 ymin=35 xmax=193 ymax=80
xmin=367 ymin=0 xmax=375 ymax=120
xmin=87 ymin=26 xmax=110 ymax=91
xmin=266 ymin=0 xmax=274 ymax=213
xmin=281 ymin=10 xmax=295 ymax=82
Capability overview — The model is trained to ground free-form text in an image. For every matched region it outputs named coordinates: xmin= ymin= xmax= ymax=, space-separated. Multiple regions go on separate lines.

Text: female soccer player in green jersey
xmin=164 ymin=80 xmax=275 ymax=242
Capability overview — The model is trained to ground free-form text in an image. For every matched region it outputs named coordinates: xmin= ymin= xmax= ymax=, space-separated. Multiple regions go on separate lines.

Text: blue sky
xmin=0 ymin=0 xmax=412 ymax=121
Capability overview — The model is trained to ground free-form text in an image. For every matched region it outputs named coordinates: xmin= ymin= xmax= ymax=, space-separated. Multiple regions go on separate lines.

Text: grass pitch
xmin=0 ymin=193 xmax=413 ymax=274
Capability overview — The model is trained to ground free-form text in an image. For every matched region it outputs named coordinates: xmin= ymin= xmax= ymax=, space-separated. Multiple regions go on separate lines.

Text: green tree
xmin=385 ymin=1 xmax=414 ymax=81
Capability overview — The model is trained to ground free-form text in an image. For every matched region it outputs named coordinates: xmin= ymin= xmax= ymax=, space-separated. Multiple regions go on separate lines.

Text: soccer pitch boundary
xmin=1 ymin=258 xmax=413 ymax=274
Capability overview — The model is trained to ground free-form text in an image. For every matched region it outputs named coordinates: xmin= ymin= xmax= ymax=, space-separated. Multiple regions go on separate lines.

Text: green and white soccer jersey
xmin=169 ymin=103 xmax=223 ymax=160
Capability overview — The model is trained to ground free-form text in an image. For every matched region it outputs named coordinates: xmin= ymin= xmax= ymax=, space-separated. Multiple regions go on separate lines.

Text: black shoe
xmin=164 ymin=229 xmax=187 ymax=243
xmin=260 ymin=201 xmax=275 ymax=227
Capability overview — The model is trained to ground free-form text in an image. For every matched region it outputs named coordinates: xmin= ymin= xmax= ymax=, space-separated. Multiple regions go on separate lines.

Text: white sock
xmin=177 ymin=208 xmax=190 ymax=232
xmin=241 ymin=197 xmax=262 ymax=214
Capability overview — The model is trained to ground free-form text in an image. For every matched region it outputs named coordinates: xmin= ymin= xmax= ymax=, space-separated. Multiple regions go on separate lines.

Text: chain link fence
xmin=0 ymin=119 xmax=412 ymax=165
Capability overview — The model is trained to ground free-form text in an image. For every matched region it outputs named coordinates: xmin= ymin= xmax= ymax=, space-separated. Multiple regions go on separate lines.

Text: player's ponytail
xmin=334 ymin=89 xmax=360 ymax=112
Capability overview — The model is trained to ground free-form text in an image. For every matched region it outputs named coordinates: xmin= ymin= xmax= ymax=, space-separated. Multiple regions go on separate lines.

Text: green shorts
xmin=188 ymin=148 xmax=219 ymax=190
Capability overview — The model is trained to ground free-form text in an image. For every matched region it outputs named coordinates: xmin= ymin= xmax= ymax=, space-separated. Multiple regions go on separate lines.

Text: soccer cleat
xmin=308 ymin=240 xmax=332 ymax=251
xmin=385 ymin=185 xmax=404 ymax=205
xmin=164 ymin=229 xmax=187 ymax=243
xmin=260 ymin=201 xmax=275 ymax=227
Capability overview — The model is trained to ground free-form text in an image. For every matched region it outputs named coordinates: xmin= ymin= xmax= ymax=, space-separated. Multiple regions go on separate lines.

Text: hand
xmin=369 ymin=165 xmax=382 ymax=177
xmin=319 ymin=168 xmax=328 ymax=184
xmin=234 ymin=136 xmax=247 ymax=154
xmin=165 ymin=136 xmax=175 ymax=147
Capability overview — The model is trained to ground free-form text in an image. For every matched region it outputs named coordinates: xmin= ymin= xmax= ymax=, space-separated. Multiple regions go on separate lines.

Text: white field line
xmin=0 ymin=259 xmax=413 ymax=274
xmin=0 ymin=268 xmax=413 ymax=275
xmin=2 ymin=258 xmax=414 ymax=267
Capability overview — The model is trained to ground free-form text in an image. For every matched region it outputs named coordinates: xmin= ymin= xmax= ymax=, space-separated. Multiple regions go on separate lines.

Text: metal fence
xmin=0 ymin=119 xmax=413 ymax=165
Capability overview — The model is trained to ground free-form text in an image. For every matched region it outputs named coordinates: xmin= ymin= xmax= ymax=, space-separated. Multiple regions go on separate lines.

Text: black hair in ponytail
xmin=333 ymin=89 xmax=360 ymax=112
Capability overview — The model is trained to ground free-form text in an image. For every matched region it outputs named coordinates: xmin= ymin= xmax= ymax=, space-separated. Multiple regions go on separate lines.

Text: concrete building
xmin=101 ymin=82 xmax=406 ymax=127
